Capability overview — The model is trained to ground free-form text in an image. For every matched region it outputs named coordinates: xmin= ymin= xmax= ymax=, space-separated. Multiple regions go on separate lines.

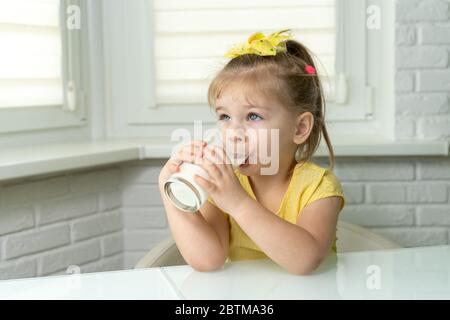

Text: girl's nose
xmin=226 ymin=128 xmax=247 ymax=144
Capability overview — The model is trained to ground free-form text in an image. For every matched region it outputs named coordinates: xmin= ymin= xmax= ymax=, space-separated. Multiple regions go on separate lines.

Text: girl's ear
xmin=292 ymin=112 xmax=314 ymax=145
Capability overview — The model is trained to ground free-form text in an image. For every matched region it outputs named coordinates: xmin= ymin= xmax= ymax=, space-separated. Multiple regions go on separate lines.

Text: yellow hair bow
xmin=224 ymin=29 xmax=294 ymax=59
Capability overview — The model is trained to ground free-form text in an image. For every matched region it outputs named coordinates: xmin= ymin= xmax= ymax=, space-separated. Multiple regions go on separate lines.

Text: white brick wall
xmin=120 ymin=160 xmax=171 ymax=269
xmin=396 ymin=0 xmax=449 ymax=21
xmin=380 ymin=0 xmax=450 ymax=248
xmin=0 ymin=161 xmax=170 ymax=280
xmin=396 ymin=0 xmax=450 ymax=139
xmin=313 ymin=157 xmax=450 ymax=247
xmin=0 ymin=167 xmax=125 ymax=280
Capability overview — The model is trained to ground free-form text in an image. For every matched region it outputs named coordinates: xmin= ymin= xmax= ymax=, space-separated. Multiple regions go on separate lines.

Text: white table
xmin=0 ymin=245 xmax=449 ymax=299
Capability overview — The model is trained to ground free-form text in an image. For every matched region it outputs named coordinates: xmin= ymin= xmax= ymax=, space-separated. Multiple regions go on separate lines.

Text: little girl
xmin=158 ymin=29 xmax=346 ymax=275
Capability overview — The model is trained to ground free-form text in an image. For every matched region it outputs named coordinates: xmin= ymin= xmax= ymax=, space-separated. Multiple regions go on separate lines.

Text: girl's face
xmin=214 ymin=85 xmax=300 ymax=176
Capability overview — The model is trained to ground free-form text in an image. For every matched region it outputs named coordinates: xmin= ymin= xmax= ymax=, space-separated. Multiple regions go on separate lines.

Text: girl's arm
xmin=229 ymin=195 xmax=342 ymax=275
xmin=158 ymin=140 xmax=229 ymax=272
xmin=159 ymin=184 xmax=229 ymax=272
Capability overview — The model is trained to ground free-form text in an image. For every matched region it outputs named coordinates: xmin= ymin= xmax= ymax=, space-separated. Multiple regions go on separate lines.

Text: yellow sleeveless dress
xmin=207 ymin=161 xmax=346 ymax=261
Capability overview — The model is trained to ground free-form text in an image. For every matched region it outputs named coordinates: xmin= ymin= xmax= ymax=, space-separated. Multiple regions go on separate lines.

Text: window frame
xmin=0 ymin=0 xmax=88 ymax=135
xmin=103 ymin=0 xmax=395 ymax=140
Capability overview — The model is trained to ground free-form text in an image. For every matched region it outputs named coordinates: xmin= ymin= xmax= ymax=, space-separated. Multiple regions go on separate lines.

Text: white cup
xmin=163 ymin=131 xmax=245 ymax=213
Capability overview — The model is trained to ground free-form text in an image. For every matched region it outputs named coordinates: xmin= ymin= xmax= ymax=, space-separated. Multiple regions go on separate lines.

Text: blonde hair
xmin=207 ymin=39 xmax=335 ymax=170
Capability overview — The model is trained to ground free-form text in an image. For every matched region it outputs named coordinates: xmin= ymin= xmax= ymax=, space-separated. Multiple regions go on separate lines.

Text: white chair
xmin=135 ymin=237 xmax=187 ymax=268
xmin=335 ymin=220 xmax=400 ymax=252
xmin=134 ymin=220 xmax=401 ymax=269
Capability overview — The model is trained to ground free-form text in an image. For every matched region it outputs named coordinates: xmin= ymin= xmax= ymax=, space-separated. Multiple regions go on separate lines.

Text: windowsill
xmin=0 ymin=137 xmax=448 ymax=182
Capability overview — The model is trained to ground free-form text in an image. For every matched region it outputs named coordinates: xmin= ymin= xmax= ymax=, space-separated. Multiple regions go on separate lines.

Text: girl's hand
xmin=193 ymin=144 xmax=250 ymax=215
xmin=158 ymin=140 xmax=206 ymax=189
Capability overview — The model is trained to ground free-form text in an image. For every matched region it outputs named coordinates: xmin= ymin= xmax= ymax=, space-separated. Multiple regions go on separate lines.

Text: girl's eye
xmin=218 ymin=114 xmax=230 ymax=121
xmin=248 ymin=113 xmax=263 ymax=121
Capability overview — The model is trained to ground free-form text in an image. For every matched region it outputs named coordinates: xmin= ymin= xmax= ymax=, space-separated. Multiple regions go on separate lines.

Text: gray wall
xmin=395 ymin=0 xmax=450 ymax=139
xmin=0 ymin=167 xmax=124 ymax=279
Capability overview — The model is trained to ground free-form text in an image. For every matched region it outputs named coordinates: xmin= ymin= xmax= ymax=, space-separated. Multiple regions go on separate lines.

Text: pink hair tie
xmin=304 ymin=65 xmax=316 ymax=75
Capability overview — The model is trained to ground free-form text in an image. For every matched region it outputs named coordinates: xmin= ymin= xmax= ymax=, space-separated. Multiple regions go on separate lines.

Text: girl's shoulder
xmin=289 ymin=161 xmax=344 ymax=198
xmin=293 ymin=161 xmax=345 ymax=211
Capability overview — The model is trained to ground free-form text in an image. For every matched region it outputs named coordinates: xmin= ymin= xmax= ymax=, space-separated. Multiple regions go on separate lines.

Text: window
xmin=153 ymin=0 xmax=336 ymax=106
xmin=0 ymin=0 xmax=63 ymax=109
xmin=0 ymin=0 xmax=86 ymax=135
xmin=104 ymin=0 xmax=395 ymax=140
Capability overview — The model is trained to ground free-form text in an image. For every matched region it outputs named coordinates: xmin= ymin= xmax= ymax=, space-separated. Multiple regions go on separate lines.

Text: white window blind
xmin=154 ymin=0 xmax=336 ymax=106
xmin=0 ymin=0 xmax=63 ymax=109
